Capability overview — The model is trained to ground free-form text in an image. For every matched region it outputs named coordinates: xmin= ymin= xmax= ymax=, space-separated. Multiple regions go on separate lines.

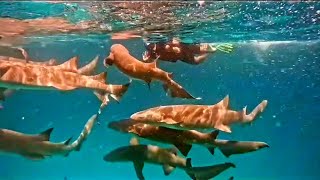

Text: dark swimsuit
xmin=145 ymin=42 xmax=201 ymax=64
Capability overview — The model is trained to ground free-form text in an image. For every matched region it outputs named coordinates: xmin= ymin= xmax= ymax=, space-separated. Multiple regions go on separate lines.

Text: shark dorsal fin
xmin=210 ymin=130 xmax=219 ymax=139
xmin=217 ymin=95 xmax=229 ymax=108
xmin=77 ymin=55 xmax=99 ymax=75
xmin=38 ymin=128 xmax=54 ymax=141
xmin=130 ymin=137 xmax=139 ymax=145
xmin=57 ymin=56 xmax=79 ymax=72
xmin=90 ymin=72 xmax=107 ymax=83
xmin=63 ymin=137 xmax=73 ymax=145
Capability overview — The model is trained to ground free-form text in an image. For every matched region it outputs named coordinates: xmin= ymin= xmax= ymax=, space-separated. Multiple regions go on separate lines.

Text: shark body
xmin=130 ymin=95 xmax=268 ymax=133
xmin=103 ymin=44 xmax=199 ymax=100
xmin=104 ymin=138 xmax=235 ymax=180
xmin=108 ymin=119 xmax=269 ymax=157
xmin=0 ymin=114 xmax=98 ymax=160
xmin=0 ymin=56 xmax=130 ymax=106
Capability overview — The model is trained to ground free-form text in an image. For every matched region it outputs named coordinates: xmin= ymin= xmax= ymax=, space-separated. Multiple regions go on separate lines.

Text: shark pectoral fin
xmin=207 ymin=147 xmax=215 ymax=155
xmin=161 ymin=118 xmax=179 ymax=125
xmin=219 ymin=148 xmax=232 ymax=158
xmin=38 ymin=127 xmax=54 ymax=141
xmin=133 ymin=161 xmax=145 ymax=180
xmin=57 ymin=56 xmax=79 ymax=72
xmin=23 ymin=153 xmax=45 ymax=160
xmin=215 ymin=124 xmax=231 ymax=133
xmin=163 ymin=164 xmax=176 ymax=176
xmin=174 ymin=143 xmax=192 ymax=156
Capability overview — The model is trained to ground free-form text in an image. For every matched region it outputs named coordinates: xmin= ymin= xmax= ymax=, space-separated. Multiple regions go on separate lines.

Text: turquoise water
xmin=0 ymin=1 xmax=319 ymax=180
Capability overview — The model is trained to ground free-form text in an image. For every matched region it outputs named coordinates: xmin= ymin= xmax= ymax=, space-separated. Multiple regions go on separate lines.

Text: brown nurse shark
xmin=103 ymin=138 xmax=235 ymax=180
xmin=0 ymin=55 xmax=99 ymax=102
xmin=108 ymin=119 xmax=269 ymax=157
xmin=0 ymin=114 xmax=98 ymax=160
xmin=130 ymin=95 xmax=268 ymax=133
xmin=103 ymin=44 xmax=199 ymax=100
xmin=0 ymin=56 xmax=131 ymax=106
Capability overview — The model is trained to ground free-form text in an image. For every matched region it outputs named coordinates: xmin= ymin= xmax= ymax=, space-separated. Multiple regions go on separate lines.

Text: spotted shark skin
xmin=108 ymin=119 xmax=269 ymax=157
xmin=0 ymin=114 xmax=98 ymax=160
xmin=130 ymin=95 xmax=268 ymax=133
xmin=103 ymin=44 xmax=200 ymax=100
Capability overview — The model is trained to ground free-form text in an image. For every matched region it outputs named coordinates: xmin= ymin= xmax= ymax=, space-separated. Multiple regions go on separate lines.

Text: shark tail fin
xmin=241 ymin=100 xmax=268 ymax=124
xmin=162 ymin=74 xmax=200 ymax=100
xmin=69 ymin=114 xmax=98 ymax=152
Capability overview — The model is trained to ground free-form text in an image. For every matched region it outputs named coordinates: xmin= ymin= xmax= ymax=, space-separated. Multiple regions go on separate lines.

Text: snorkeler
xmin=142 ymin=37 xmax=234 ymax=65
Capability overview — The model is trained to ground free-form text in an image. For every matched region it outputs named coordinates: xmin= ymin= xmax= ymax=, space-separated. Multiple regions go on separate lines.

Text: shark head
xmin=103 ymin=146 xmax=136 ymax=162
xmin=107 ymin=119 xmax=136 ymax=133
xmin=103 ymin=53 xmax=114 ymax=67
xmin=255 ymin=142 xmax=270 ymax=149
xmin=104 ymin=44 xmax=129 ymax=67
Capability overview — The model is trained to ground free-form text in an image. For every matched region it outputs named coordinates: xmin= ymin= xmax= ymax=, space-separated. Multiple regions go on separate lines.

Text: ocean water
xmin=0 ymin=1 xmax=319 ymax=180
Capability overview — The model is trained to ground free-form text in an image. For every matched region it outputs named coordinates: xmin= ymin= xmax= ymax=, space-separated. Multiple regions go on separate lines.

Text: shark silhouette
xmin=130 ymin=95 xmax=268 ymax=133
xmin=103 ymin=138 xmax=235 ymax=180
xmin=0 ymin=56 xmax=131 ymax=107
xmin=0 ymin=114 xmax=98 ymax=160
xmin=108 ymin=119 xmax=269 ymax=157
xmin=103 ymin=44 xmax=199 ymax=100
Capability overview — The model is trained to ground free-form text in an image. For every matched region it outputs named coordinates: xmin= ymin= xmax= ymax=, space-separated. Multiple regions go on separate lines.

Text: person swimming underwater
xmin=142 ymin=37 xmax=233 ymax=65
